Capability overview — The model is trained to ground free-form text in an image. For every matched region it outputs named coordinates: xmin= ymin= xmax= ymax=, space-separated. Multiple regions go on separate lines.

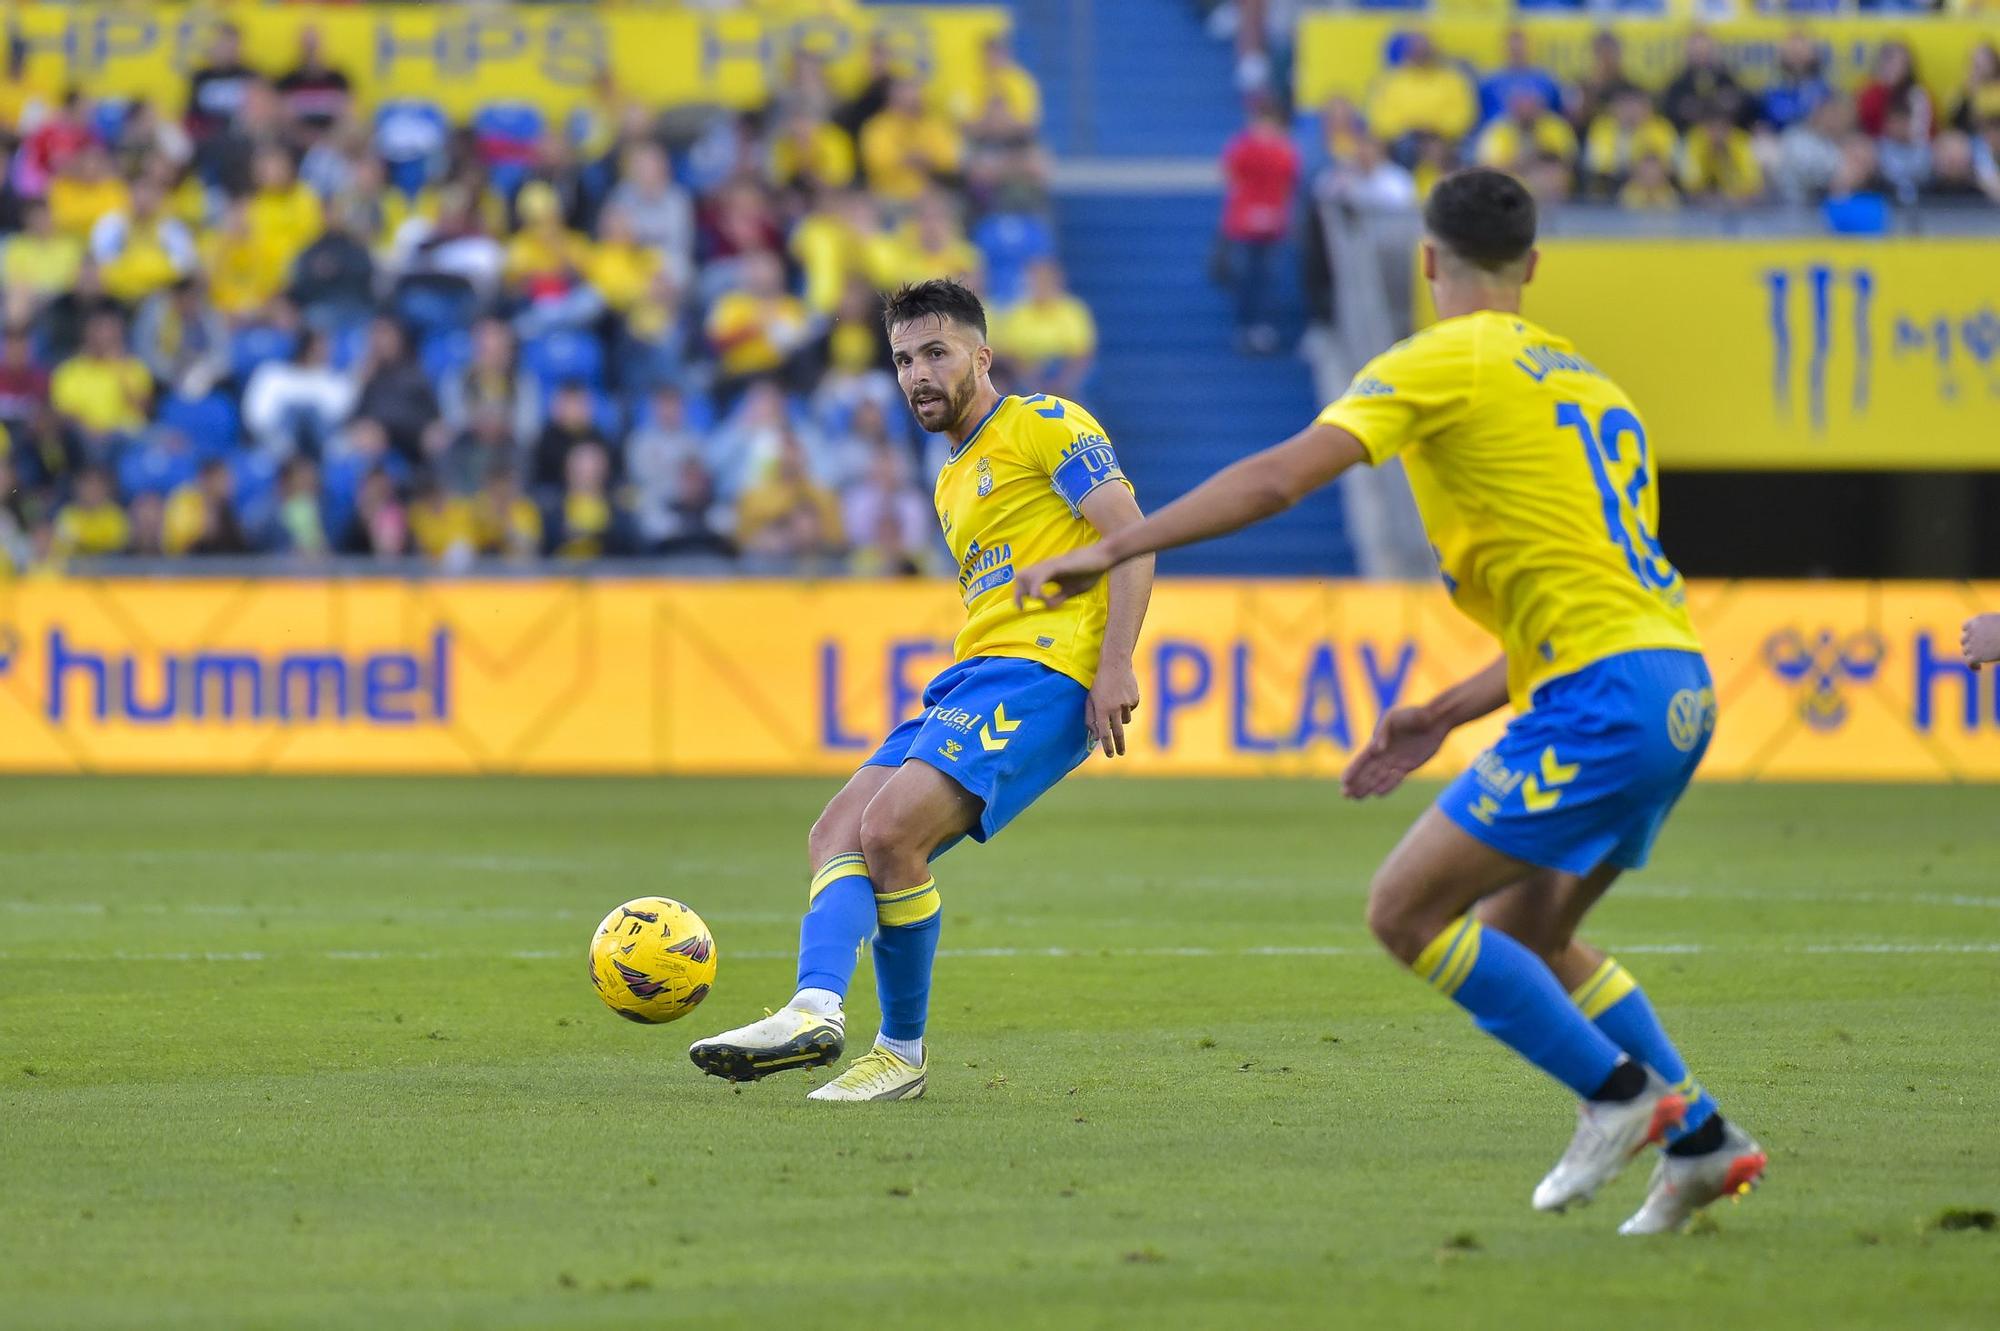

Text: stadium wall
xmin=0 ymin=578 xmax=1994 ymax=780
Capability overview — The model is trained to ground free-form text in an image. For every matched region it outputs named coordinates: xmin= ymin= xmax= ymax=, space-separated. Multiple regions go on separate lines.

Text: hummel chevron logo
xmin=1521 ymin=747 xmax=1579 ymax=813
xmin=979 ymin=703 xmax=1022 ymax=752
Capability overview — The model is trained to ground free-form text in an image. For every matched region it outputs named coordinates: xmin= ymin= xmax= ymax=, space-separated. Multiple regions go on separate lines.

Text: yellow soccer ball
xmin=588 ymin=897 xmax=717 ymax=1024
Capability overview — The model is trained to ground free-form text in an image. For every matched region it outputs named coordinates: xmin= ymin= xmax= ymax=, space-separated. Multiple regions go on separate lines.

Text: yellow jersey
xmin=1317 ymin=310 xmax=1701 ymax=708
xmin=936 ymin=393 xmax=1130 ymax=687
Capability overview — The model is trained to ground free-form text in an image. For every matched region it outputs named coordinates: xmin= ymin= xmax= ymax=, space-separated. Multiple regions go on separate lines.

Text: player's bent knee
xmin=857 ymin=807 xmax=927 ymax=882
xmin=1365 ymin=880 xmax=1437 ymax=968
xmin=808 ymin=805 xmax=859 ymax=869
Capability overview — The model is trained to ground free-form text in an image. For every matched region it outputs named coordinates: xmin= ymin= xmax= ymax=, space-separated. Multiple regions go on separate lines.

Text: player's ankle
xmin=1587 ymin=1057 xmax=1647 ymax=1104
xmin=790 ymin=987 xmax=844 ymax=1017
xmin=1666 ymin=1113 xmax=1727 ymax=1158
xmin=876 ymin=1034 xmax=923 ymax=1065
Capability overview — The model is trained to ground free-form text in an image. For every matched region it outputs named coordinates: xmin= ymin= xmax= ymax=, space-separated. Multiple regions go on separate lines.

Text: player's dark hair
xmin=1423 ymin=168 xmax=1538 ymax=273
xmin=882 ymin=278 xmax=987 ymax=341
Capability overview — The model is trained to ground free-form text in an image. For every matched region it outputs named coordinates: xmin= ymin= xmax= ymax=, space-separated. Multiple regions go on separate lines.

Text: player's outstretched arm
xmin=1964 ymin=613 xmax=2000 ymax=669
xmin=1014 ymin=422 xmax=1368 ymax=608
xmin=1077 ymin=482 xmax=1155 ymax=758
xmin=1341 ymin=654 xmax=1508 ymax=800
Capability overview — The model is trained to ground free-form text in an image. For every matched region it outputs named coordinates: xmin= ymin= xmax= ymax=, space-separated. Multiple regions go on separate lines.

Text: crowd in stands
xmin=0 ymin=22 xmax=1093 ymax=574
xmin=1299 ymin=30 xmax=2000 ymax=214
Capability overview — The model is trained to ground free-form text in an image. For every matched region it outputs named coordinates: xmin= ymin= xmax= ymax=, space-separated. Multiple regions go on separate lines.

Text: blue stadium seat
xmin=229 ymin=326 xmax=300 ymax=387
xmin=973 ymin=213 xmax=1056 ymax=307
xmin=523 ymin=330 xmax=606 ymax=392
xmin=473 ymin=102 xmax=546 ymax=199
xmin=389 ymin=274 xmax=479 ymax=339
xmin=421 ymin=328 xmax=474 ymax=384
xmin=157 ymin=393 xmax=241 ymax=461
xmin=116 ymin=430 xmax=198 ymax=499
xmin=1824 ymin=193 xmax=1890 ymax=235
xmin=91 ymin=100 xmax=132 ymax=147
xmin=374 ymin=100 xmax=450 ymax=196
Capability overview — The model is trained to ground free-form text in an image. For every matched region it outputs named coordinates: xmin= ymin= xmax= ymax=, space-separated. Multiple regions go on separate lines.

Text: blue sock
xmin=794 ymin=853 xmax=877 ymax=999
xmin=1572 ymin=957 xmax=1720 ymax=1141
xmin=1414 ymin=917 xmax=1625 ymax=1099
xmin=871 ymin=879 xmax=941 ymax=1043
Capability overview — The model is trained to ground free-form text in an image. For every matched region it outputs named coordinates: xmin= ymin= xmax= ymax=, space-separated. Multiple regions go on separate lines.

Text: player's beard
xmin=913 ymin=365 xmax=978 ymax=435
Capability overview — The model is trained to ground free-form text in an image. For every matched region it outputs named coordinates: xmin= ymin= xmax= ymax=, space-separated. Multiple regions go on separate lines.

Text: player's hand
xmin=1013 ymin=546 xmax=1113 ymax=610
xmin=1340 ymin=705 xmax=1453 ymax=800
xmin=1963 ymin=613 xmax=2000 ymax=669
xmin=1087 ymin=658 xmax=1140 ymax=758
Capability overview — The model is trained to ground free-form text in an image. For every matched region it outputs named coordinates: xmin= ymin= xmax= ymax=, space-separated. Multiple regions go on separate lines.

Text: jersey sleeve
xmin=1020 ymin=395 xmax=1132 ymax=513
xmin=1313 ymin=327 xmax=1473 ymax=465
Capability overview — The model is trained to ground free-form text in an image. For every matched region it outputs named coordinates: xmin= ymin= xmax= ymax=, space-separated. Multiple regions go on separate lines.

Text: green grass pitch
xmin=3 ymin=776 xmax=1997 ymax=1329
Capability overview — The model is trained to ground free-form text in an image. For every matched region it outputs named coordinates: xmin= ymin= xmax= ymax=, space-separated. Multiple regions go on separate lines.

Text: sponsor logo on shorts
xmin=931 ymin=705 xmax=981 ymax=734
xmin=1666 ymin=687 xmax=1718 ymax=752
xmin=939 ymin=738 xmax=964 ymax=762
xmin=1472 ymin=752 xmax=1524 ymax=799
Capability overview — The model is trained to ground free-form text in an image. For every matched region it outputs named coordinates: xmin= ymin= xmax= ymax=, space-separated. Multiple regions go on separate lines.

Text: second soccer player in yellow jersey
xmin=1016 ymin=169 xmax=1765 ymax=1236
xmin=691 ymin=279 xmax=1154 ymax=1102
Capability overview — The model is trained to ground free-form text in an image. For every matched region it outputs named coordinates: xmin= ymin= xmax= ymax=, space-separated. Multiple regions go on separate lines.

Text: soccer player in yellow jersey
xmin=691 ymin=279 xmax=1154 ymax=1101
xmin=1016 ymin=170 xmax=1766 ymax=1234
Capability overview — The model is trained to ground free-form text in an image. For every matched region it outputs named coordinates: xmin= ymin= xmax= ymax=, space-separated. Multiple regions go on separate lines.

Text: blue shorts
xmin=1439 ymin=649 xmax=1717 ymax=877
xmin=865 ymin=655 xmax=1092 ymax=851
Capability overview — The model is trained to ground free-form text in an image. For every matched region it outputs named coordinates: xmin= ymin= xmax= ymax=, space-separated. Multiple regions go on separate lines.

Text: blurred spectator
xmin=0 ymin=455 xmax=33 ymax=574
xmin=1774 ymin=97 xmax=1856 ymax=204
xmin=706 ymin=251 xmax=813 ymax=399
xmin=956 ymin=35 xmax=1043 ymax=149
xmin=248 ymin=146 xmax=325 ymax=273
xmin=440 ymin=318 xmax=541 ymax=449
xmin=1829 ymin=134 xmax=1891 ymax=202
xmin=1662 ymin=31 xmax=1748 ymax=132
xmin=409 ymin=475 xmax=477 ymax=568
xmin=0 ymin=326 xmax=50 ymax=430
xmin=126 ymin=491 xmax=164 ymax=557
xmin=504 ymin=181 xmax=595 ymax=333
xmin=546 ymin=439 xmax=634 ymax=559
xmin=185 ymin=22 xmax=258 ymax=145
xmin=989 ymin=260 xmax=1096 ymax=398
xmin=19 ymin=91 xmax=96 ymax=198
xmin=3 ymin=200 xmax=84 ymax=319
xmin=163 ymin=458 xmax=249 ymax=556
xmin=1759 ymin=34 xmax=1832 ymax=134
xmin=792 ymin=190 xmax=875 ymax=316
xmin=583 ymin=205 xmax=663 ymax=333
xmin=1367 ymin=35 xmax=1478 ymax=153
xmin=473 ymin=464 xmax=544 ymax=561
xmin=203 ymin=201 xmax=289 ymax=319
xmin=736 ymin=430 xmax=843 ymax=566
xmin=272 ymin=455 xmax=330 ymax=557
xmin=49 ymin=145 xmax=130 ymax=240
xmin=1584 ymin=87 xmax=1678 ymax=198
xmin=1947 ymin=44 xmax=2000 ymax=135
xmin=532 ymin=380 xmax=613 ymax=492
xmin=1521 ymin=152 xmax=1573 ymax=207
xmin=1478 ymin=30 xmax=1563 ymax=127
xmin=1570 ymin=30 xmax=1641 ymax=134
xmin=1475 ymin=88 xmax=1578 ymax=175
xmin=769 ymin=110 xmax=857 ymax=196
xmin=859 ymin=78 xmax=964 ymax=205
xmin=198 ymin=79 xmax=288 ymax=199
xmin=841 ymin=442 xmax=932 ymax=577
xmin=433 ymin=403 xmax=517 ymax=497
xmin=1217 ymin=101 xmax=1299 ymax=355
xmin=836 ymin=34 xmax=905 ymax=140
xmin=242 ymin=329 xmax=354 ymax=460
xmin=289 ymin=207 xmax=376 ymax=330
xmin=353 ymin=317 xmax=440 ymax=462
xmin=52 ymin=309 xmax=152 ymax=455
xmin=1857 ymin=42 xmax=1932 ymax=140
xmin=1925 ymin=131 xmax=2000 ymax=203
xmin=275 ymin=27 xmax=353 ymax=139
xmin=1877 ymin=104 xmax=1934 ymax=204
xmin=1619 ymin=155 xmax=1682 ymax=212
xmin=1678 ymin=104 xmax=1764 ymax=204
xmin=339 ymin=466 xmax=409 ymax=558
xmin=1317 ymin=132 xmax=1417 ymax=211
xmin=135 ymin=278 xmax=229 ymax=400
xmin=866 ymin=189 xmax=981 ymax=292
xmin=91 ymin=175 xmax=197 ymax=306
xmin=52 ymin=465 xmax=130 ymax=556
xmin=603 ymin=141 xmax=694 ymax=282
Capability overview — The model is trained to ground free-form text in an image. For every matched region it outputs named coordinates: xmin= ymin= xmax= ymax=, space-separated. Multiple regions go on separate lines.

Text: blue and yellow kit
xmin=1319 ymin=311 xmax=1716 ymax=873
xmin=866 ymin=392 xmax=1133 ymax=845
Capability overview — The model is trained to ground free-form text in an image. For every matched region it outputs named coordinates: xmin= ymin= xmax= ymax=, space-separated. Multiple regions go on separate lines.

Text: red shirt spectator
xmin=1221 ymin=107 xmax=1300 ymax=242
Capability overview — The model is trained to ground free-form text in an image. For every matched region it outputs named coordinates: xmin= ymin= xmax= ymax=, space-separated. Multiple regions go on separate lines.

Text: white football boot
xmin=1533 ymin=1066 xmax=1687 ymax=1213
xmin=1619 ymin=1121 xmax=1768 ymax=1235
xmin=688 ymin=1006 xmax=844 ymax=1082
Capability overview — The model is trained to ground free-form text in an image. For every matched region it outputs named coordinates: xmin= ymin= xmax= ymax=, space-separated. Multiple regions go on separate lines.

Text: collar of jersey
xmin=946 ymin=395 xmax=1012 ymax=463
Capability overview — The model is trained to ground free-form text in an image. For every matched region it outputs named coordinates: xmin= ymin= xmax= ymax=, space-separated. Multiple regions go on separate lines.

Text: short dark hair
xmin=882 ymin=278 xmax=987 ymax=341
xmin=1423 ymin=168 xmax=1537 ymax=273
